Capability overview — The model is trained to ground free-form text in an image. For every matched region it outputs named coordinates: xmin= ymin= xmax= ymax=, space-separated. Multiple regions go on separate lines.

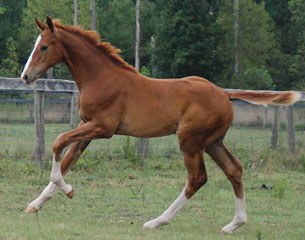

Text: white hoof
xmin=221 ymin=216 xmax=246 ymax=234
xmin=143 ymin=217 xmax=169 ymax=229
xmin=25 ymin=204 xmax=38 ymax=213
xmin=63 ymin=184 xmax=73 ymax=196
xmin=143 ymin=187 xmax=188 ymax=229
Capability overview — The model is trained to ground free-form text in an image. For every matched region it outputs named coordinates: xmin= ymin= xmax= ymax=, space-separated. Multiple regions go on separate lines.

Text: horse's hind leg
xmin=206 ymin=139 xmax=247 ymax=233
xmin=144 ymin=149 xmax=207 ymax=228
xmin=25 ymin=140 xmax=90 ymax=213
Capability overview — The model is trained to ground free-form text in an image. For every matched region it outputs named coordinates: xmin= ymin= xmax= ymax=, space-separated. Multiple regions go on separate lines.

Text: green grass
xmin=0 ymin=124 xmax=305 ymax=239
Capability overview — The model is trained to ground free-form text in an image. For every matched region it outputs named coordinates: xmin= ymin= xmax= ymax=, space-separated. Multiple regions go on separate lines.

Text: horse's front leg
xmin=50 ymin=121 xmax=107 ymax=196
xmin=25 ymin=140 xmax=91 ymax=213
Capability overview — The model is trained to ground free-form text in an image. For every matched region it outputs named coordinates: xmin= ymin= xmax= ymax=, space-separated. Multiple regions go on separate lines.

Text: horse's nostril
xmin=23 ymin=74 xmax=28 ymax=81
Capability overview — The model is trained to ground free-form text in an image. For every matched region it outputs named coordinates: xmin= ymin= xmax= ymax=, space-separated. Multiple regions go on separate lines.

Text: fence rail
xmin=0 ymin=77 xmax=78 ymax=92
xmin=0 ymin=77 xmax=304 ymax=166
xmin=0 ymin=77 xmax=79 ymax=165
xmin=2 ymin=77 xmax=304 ymax=99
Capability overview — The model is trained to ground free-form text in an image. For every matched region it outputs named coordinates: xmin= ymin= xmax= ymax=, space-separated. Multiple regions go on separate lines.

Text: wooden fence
xmin=0 ymin=77 xmax=78 ymax=166
xmin=0 ymin=77 xmax=304 ymax=166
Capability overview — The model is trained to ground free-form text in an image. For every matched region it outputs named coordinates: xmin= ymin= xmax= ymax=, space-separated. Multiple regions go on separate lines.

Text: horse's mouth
xmin=21 ymin=76 xmax=38 ymax=85
xmin=21 ymin=71 xmax=42 ymax=85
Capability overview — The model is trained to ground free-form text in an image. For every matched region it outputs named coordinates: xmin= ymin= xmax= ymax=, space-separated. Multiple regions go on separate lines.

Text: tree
xmin=264 ymin=0 xmax=305 ymax=90
xmin=288 ymin=0 xmax=305 ymax=89
xmin=0 ymin=0 xmax=26 ymax=60
xmin=18 ymin=0 xmax=91 ymax=79
xmin=95 ymin=0 xmax=157 ymax=70
xmin=18 ymin=0 xmax=74 ymax=64
xmin=152 ymin=1 xmax=222 ymax=80
xmin=218 ymin=0 xmax=275 ymax=89
xmin=96 ymin=0 xmax=136 ymax=64
xmin=0 ymin=37 xmax=20 ymax=77
xmin=240 ymin=67 xmax=272 ymax=90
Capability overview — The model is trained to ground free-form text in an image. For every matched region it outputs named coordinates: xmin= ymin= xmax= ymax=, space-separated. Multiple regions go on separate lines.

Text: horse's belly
xmin=116 ymin=117 xmax=178 ymax=138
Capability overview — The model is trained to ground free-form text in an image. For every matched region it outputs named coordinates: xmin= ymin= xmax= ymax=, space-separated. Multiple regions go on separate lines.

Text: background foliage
xmin=0 ymin=0 xmax=304 ymax=90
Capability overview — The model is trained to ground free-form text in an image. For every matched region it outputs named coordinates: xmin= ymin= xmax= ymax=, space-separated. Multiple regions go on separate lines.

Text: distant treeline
xmin=0 ymin=0 xmax=304 ymax=90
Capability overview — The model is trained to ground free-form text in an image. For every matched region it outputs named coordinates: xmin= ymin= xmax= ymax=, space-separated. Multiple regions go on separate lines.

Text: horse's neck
xmin=59 ymin=30 xmax=119 ymax=90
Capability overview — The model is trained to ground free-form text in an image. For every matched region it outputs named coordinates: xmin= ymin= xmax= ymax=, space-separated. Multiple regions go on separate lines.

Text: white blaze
xmin=21 ymin=35 xmax=42 ymax=79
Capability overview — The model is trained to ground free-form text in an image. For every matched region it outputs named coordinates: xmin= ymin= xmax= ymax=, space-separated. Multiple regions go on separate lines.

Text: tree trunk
xmin=150 ymin=36 xmax=157 ymax=77
xmin=74 ymin=0 xmax=78 ymax=26
xmin=233 ymin=0 xmax=239 ymax=76
xmin=70 ymin=0 xmax=79 ymax=129
xmin=90 ymin=0 xmax=96 ymax=30
xmin=47 ymin=67 xmax=53 ymax=79
xmin=135 ymin=0 xmax=149 ymax=161
xmin=135 ymin=0 xmax=140 ymax=71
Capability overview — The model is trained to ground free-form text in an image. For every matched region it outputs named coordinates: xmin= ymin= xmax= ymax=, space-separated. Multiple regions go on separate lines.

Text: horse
xmin=21 ymin=16 xmax=301 ymax=234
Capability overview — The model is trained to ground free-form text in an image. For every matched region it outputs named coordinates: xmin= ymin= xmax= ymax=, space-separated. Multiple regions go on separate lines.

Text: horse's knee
xmin=185 ymin=173 xmax=208 ymax=199
xmin=52 ymin=133 xmax=68 ymax=160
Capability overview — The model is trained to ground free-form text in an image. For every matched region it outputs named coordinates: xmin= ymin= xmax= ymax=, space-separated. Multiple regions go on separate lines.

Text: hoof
xmin=221 ymin=228 xmax=234 ymax=234
xmin=25 ymin=205 xmax=38 ymax=213
xmin=66 ymin=189 xmax=74 ymax=199
xmin=221 ymin=218 xmax=246 ymax=234
xmin=143 ymin=218 xmax=169 ymax=229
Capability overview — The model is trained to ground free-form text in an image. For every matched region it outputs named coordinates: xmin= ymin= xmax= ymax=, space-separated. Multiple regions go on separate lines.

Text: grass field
xmin=0 ymin=124 xmax=305 ymax=239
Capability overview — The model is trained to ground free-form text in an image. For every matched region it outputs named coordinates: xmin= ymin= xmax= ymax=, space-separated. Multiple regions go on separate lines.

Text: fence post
xmin=271 ymin=106 xmax=280 ymax=149
xmin=70 ymin=92 xmax=79 ymax=129
xmin=136 ymin=138 xmax=149 ymax=161
xmin=286 ymin=105 xmax=296 ymax=156
xmin=33 ymin=90 xmax=45 ymax=166
xmin=262 ymin=107 xmax=267 ymax=128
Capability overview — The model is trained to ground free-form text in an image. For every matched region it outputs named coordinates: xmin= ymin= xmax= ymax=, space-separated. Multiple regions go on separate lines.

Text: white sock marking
xmin=27 ymin=182 xmax=57 ymax=211
xmin=21 ymin=35 xmax=41 ymax=79
xmin=50 ymin=156 xmax=72 ymax=194
xmin=222 ymin=197 xmax=247 ymax=234
xmin=144 ymin=187 xmax=188 ymax=229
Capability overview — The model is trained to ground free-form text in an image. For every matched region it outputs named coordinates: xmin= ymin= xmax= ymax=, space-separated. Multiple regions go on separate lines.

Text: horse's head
xmin=21 ymin=16 xmax=65 ymax=84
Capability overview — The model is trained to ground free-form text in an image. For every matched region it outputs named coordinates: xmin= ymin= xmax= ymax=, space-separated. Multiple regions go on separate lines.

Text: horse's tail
xmin=226 ymin=90 xmax=301 ymax=106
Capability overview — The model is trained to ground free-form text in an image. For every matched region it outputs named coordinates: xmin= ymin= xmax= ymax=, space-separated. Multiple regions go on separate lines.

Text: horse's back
xmin=160 ymin=75 xmax=233 ymax=117
xmin=118 ymin=75 xmax=233 ymax=139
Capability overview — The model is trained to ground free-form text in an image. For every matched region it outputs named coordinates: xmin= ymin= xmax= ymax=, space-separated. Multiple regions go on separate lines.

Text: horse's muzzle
xmin=21 ymin=72 xmax=38 ymax=85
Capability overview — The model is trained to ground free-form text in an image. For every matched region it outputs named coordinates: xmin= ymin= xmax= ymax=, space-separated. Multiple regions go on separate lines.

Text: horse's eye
xmin=41 ymin=45 xmax=48 ymax=51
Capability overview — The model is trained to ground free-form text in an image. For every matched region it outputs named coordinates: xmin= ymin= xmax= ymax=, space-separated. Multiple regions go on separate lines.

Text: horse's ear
xmin=46 ymin=16 xmax=55 ymax=32
xmin=35 ymin=18 xmax=47 ymax=31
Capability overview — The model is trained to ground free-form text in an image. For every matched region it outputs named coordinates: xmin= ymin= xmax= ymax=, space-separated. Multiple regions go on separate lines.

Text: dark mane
xmin=53 ymin=20 xmax=137 ymax=73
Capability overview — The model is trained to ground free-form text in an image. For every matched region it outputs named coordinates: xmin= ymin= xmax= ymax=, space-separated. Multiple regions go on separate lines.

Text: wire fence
xmin=0 ymin=77 xmax=305 ymax=168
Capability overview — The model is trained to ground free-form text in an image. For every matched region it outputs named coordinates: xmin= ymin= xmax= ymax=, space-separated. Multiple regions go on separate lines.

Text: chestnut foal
xmin=21 ymin=17 xmax=300 ymax=233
